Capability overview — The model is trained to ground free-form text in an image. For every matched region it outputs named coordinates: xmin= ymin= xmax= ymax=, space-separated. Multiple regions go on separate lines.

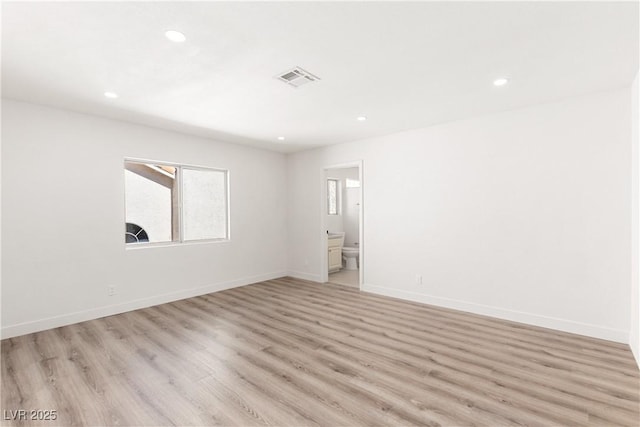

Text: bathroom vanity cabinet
xmin=328 ymin=247 xmax=342 ymax=272
xmin=328 ymin=236 xmax=343 ymax=272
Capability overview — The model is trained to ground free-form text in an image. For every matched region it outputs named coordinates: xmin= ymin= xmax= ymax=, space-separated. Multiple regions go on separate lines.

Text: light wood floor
xmin=2 ymin=277 xmax=639 ymax=426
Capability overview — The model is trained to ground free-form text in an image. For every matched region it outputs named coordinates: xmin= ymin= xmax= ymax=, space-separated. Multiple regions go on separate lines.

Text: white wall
xmin=631 ymin=71 xmax=639 ymax=366
xmin=3 ymin=88 xmax=635 ymax=347
xmin=1 ymin=99 xmax=288 ymax=338
xmin=287 ymin=88 xmax=632 ymax=342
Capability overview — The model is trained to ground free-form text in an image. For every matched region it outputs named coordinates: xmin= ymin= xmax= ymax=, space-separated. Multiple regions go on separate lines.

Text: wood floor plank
xmin=271 ymin=278 xmax=637 ymax=370
xmin=269 ymin=279 xmax=637 ymax=374
xmin=230 ymin=283 xmax=640 ymax=413
xmin=171 ymin=301 xmax=457 ymax=426
xmin=211 ymin=286 xmax=614 ymax=425
xmin=2 ymin=277 xmax=638 ymax=426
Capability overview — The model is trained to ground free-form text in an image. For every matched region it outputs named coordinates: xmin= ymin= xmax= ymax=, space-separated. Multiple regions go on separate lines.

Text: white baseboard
xmin=362 ymin=283 xmax=629 ymax=344
xmin=286 ymin=270 xmax=322 ymax=283
xmin=1 ymin=271 xmax=287 ymax=339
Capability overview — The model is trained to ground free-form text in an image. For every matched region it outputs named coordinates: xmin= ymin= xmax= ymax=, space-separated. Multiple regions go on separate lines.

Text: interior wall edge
xmin=0 ymin=271 xmax=287 ymax=340
xmin=630 ymin=67 xmax=640 ymax=368
xmin=633 ymin=333 xmax=640 ymax=369
xmin=362 ymin=283 xmax=629 ymax=344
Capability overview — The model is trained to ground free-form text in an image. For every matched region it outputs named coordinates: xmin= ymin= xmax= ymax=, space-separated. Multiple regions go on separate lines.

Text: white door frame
xmin=320 ymin=160 xmax=364 ymax=288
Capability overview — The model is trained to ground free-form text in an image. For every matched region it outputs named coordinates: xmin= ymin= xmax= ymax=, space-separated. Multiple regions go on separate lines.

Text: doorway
xmin=321 ymin=161 xmax=363 ymax=289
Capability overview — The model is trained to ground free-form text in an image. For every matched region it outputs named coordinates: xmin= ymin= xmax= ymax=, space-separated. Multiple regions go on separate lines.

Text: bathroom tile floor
xmin=329 ymin=268 xmax=359 ymax=288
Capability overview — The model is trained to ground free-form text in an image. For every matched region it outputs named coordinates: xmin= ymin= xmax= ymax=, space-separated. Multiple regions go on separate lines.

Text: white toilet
xmin=342 ymin=246 xmax=359 ymax=270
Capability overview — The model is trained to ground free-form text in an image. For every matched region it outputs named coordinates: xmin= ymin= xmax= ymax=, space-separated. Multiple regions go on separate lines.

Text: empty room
xmin=1 ymin=1 xmax=639 ymax=426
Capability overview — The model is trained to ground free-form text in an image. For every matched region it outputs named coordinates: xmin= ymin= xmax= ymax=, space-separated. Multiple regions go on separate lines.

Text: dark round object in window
xmin=125 ymin=223 xmax=149 ymax=243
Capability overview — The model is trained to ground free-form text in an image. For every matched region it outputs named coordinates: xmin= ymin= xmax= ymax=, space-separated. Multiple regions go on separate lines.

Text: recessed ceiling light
xmin=493 ymin=77 xmax=509 ymax=87
xmin=165 ymin=30 xmax=186 ymax=43
xmin=357 ymin=116 xmax=367 ymax=121
xmin=277 ymin=136 xmax=285 ymax=141
xmin=103 ymin=91 xmax=118 ymax=99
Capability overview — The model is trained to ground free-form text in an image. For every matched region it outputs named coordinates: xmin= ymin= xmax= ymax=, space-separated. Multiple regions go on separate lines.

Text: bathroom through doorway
xmin=321 ymin=161 xmax=363 ymax=289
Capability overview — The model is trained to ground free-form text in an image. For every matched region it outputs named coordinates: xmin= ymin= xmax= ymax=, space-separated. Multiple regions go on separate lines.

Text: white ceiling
xmin=2 ymin=1 xmax=638 ymax=153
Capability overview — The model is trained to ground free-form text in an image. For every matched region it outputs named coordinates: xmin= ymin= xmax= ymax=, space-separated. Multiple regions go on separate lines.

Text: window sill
xmin=125 ymin=238 xmax=230 ymax=250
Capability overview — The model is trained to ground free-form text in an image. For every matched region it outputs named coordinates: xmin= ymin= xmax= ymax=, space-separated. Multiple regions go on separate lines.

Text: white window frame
xmin=124 ymin=158 xmax=230 ymax=248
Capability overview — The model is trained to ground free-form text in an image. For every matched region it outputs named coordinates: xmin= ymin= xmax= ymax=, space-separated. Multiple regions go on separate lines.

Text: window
xmin=346 ymin=178 xmax=360 ymax=188
xmin=327 ymin=178 xmax=339 ymax=215
xmin=124 ymin=160 xmax=228 ymax=245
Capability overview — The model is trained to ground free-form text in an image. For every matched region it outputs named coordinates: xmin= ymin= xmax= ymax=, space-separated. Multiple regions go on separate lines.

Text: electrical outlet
xmin=107 ymin=285 xmax=116 ymax=296
xmin=415 ymin=275 xmax=423 ymax=285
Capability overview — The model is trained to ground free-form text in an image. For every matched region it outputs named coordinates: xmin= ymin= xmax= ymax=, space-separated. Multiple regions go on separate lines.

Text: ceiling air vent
xmin=276 ymin=67 xmax=321 ymax=88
